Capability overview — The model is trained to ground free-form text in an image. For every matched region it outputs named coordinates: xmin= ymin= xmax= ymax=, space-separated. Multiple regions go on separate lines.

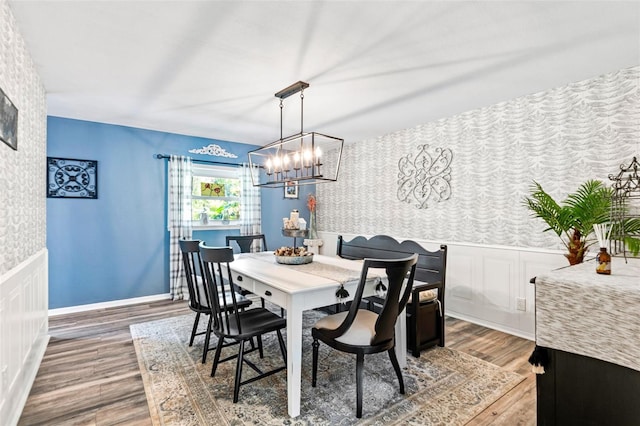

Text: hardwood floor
xmin=447 ymin=319 xmax=536 ymax=426
xmin=19 ymin=300 xmax=535 ymax=425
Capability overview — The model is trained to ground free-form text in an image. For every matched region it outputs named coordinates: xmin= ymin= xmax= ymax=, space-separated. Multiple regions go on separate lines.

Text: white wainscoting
xmin=319 ymin=232 xmax=568 ymax=340
xmin=0 ymin=249 xmax=49 ymax=426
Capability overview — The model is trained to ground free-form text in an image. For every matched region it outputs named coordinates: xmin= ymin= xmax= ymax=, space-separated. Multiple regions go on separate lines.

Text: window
xmin=191 ymin=165 xmax=241 ymax=226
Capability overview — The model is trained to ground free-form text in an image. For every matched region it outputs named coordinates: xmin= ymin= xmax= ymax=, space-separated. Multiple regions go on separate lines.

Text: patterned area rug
xmin=131 ymin=312 xmax=524 ymax=425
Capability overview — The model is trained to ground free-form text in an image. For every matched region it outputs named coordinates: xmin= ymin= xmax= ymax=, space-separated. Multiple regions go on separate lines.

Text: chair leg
xmin=439 ymin=313 xmax=445 ymax=347
xmin=189 ymin=312 xmax=200 ymax=346
xmin=356 ymin=352 xmax=364 ymax=418
xmin=312 ymin=338 xmax=319 ymax=387
xmin=257 ymin=335 xmax=264 ymax=358
xmin=388 ymin=347 xmax=405 ymax=394
xmin=233 ymin=340 xmax=246 ymax=403
xmin=211 ymin=337 xmax=225 ymax=377
xmin=276 ymin=330 xmax=287 ymax=363
xmin=202 ymin=315 xmax=212 ymax=364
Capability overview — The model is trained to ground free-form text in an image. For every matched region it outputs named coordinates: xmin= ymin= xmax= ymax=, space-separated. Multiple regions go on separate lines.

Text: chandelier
xmin=248 ymin=81 xmax=343 ymax=188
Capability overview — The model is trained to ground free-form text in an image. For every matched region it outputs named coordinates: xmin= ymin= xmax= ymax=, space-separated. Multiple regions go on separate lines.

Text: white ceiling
xmin=8 ymin=1 xmax=640 ymax=146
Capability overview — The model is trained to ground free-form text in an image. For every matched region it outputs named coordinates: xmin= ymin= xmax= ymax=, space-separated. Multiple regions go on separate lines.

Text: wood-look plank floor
xmin=19 ymin=300 xmax=536 ymax=425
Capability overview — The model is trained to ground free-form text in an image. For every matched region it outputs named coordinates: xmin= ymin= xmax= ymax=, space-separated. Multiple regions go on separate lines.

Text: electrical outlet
xmin=516 ymin=297 xmax=526 ymax=311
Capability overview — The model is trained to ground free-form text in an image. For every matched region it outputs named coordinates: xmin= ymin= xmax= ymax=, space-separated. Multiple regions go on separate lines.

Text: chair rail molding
xmin=0 ymin=248 xmax=49 ymax=426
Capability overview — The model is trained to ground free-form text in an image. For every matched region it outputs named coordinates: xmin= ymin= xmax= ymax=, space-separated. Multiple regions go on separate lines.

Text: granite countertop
xmin=535 ymin=257 xmax=640 ymax=372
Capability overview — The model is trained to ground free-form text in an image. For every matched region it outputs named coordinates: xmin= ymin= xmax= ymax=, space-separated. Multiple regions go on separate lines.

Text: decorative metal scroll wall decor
xmin=609 ymin=156 xmax=640 ymax=259
xmin=47 ymin=157 xmax=98 ymax=199
xmin=397 ymin=144 xmax=453 ymax=209
xmin=0 ymin=86 xmax=18 ymax=151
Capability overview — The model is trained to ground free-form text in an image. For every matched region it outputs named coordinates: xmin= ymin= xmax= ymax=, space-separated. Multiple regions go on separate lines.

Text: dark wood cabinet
xmin=406 ymin=300 xmax=439 ymax=354
xmin=537 ymin=348 xmax=640 ymax=426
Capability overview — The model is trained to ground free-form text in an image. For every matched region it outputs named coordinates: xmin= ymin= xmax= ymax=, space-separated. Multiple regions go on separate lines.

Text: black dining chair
xmin=226 ymin=234 xmax=266 ymax=306
xmin=199 ymin=242 xmax=287 ymax=403
xmin=311 ymin=254 xmax=418 ymax=418
xmin=179 ymin=239 xmax=252 ymax=364
xmin=226 ymin=234 xmax=284 ymax=316
xmin=336 ymin=235 xmax=448 ymax=357
xmin=225 ymin=234 xmax=267 ymax=254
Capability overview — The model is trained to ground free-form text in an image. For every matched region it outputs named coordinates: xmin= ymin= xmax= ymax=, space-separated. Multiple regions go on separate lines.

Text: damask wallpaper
xmin=0 ymin=0 xmax=47 ymax=275
xmin=318 ymin=66 xmax=640 ymax=251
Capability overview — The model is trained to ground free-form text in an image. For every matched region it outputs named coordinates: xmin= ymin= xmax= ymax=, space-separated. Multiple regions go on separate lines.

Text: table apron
xmin=232 ymin=272 xmax=378 ymax=311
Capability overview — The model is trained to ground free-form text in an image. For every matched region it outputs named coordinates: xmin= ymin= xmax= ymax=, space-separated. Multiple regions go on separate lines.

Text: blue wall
xmin=47 ymin=117 xmax=311 ymax=309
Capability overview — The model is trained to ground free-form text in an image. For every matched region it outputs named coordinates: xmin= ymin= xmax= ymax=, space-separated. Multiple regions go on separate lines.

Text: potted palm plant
xmin=524 ymin=180 xmax=617 ymax=265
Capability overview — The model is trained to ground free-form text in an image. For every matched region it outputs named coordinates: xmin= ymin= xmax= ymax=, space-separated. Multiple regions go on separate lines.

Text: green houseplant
xmin=524 ymin=180 xmax=619 ymax=264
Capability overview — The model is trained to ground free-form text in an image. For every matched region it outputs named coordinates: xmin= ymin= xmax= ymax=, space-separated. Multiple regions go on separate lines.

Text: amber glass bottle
xmin=596 ymin=247 xmax=611 ymax=275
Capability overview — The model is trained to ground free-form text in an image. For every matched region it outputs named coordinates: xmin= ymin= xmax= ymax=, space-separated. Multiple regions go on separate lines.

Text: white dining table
xmin=228 ymin=252 xmax=407 ymax=418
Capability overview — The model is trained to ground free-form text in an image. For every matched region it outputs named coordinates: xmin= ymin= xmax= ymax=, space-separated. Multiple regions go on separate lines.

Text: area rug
xmin=131 ymin=312 xmax=524 ymax=425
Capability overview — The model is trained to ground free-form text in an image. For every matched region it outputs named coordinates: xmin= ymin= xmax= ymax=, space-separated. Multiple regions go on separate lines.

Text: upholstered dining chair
xmin=336 ymin=235 xmax=448 ymax=357
xmin=311 ymin=254 xmax=418 ymax=418
xmin=199 ymin=243 xmax=287 ymax=403
xmin=179 ymin=239 xmax=252 ymax=364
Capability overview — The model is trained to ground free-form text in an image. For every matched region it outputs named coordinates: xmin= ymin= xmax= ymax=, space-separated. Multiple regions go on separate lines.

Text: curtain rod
xmin=155 ymin=154 xmax=250 ymax=168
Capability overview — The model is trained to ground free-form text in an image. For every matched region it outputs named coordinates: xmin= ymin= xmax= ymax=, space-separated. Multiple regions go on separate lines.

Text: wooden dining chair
xmin=225 ymin=234 xmax=267 ymax=254
xmin=179 ymin=239 xmax=252 ymax=364
xmin=337 ymin=235 xmax=448 ymax=357
xmin=199 ymin=243 xmax=287 ymax=403
xmin=226 ymin=234 xmax=266 ymax=306
xmin=311 ymin=254 xmax=418 ymax=418
xmin=225 ymin=234 xmax=284 ymax=316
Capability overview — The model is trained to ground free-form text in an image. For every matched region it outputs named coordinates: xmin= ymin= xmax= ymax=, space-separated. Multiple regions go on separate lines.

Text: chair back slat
xmin=226 ymin=234 xmax=267 ymax=253
xmin=179 ymin=239 xmax=210 ymax=309
xmin=199 ymin=244 xmax=242 ymax=335
xmin=370 ymin=257 xmax=417 ymax=345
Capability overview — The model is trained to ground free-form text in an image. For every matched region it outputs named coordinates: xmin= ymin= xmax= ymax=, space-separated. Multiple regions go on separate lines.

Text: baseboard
xmin=49 ymin=293 xmax=172 ymax=316
xmin=446 ymin=310 xmax=535 ymax=341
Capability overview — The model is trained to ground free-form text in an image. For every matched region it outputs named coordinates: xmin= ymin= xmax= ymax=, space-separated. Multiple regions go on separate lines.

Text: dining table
xmin=228 ymin=251 xmax=408 ymax=418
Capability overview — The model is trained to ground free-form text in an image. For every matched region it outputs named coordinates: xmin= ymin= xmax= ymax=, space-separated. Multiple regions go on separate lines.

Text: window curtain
xmin=239 ymin=162 xmax=262 ymax=251
xmin=168 ymin=155 xmax=193 ymax=300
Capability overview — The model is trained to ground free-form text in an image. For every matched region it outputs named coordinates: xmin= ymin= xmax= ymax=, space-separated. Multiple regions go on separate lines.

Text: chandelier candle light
xmin=593 ymin=223 xmax=612 ymax=275
xmin=248 ymin=81 xmax=344 ymax=188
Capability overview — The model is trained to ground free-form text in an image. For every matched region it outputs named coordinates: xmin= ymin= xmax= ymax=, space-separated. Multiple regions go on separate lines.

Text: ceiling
xmin=8 ymin=1 xmax=640 ymax=146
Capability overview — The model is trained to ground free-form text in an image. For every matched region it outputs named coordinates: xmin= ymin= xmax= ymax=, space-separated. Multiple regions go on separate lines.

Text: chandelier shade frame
xmin=248 ymin=81 xmax=344 ymax=188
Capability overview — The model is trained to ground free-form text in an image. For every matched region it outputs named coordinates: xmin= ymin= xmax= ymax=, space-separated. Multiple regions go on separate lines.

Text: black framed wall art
xmin=0 ymin=86 xmax=18 ymax=151
xmin=284 ymin=180 xmax=299 ymax=199
xmin=47 ymin=157 xmax=98 ymax=199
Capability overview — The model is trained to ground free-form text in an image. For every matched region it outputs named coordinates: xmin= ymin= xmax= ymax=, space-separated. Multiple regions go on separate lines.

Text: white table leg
xmin=286 ymin=302 xmax=304 ymax=417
